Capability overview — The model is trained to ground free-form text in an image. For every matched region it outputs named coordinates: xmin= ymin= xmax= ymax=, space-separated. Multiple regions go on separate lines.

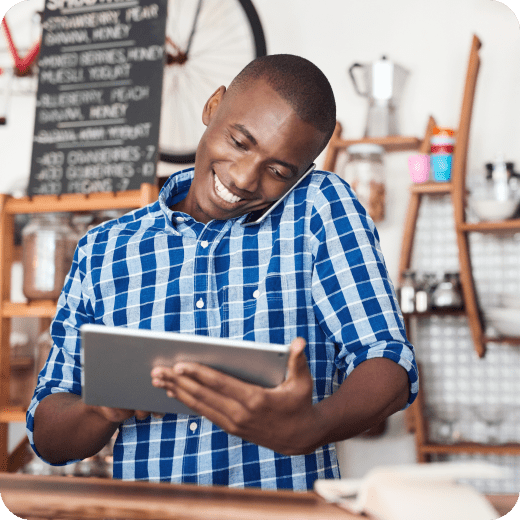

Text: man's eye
xmin=270 ymin=167 xmax=289 ymax=180
xmin=231 ymin=137 xmax=247 ymax=150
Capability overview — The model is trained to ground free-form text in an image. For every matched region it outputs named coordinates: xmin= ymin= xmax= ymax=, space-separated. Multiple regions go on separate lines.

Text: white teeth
xmin=214 ymin=174 xmax=242 ymax=203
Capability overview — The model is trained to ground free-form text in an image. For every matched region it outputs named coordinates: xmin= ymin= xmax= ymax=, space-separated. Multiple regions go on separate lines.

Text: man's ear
xmin=202 ymin=85 xmax=226 ymax=126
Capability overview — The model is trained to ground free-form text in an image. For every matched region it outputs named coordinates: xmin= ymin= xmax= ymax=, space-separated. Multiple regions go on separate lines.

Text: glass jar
xmin=341 ymin=143 xmax=386 ymax=222
xmin=432 ymin=272 xmax=464 ymax=310
xmin=414 ymin=279 xmax=430 ymax=313
xmin=22 ymin=213 xmax=76 ymax=300
xmin=399 ymin=270 xmax=416 ymax=314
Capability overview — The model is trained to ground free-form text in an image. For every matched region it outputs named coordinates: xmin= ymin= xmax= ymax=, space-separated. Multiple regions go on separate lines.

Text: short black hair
xmin=228 ymin=54 xmax=336 ymax=153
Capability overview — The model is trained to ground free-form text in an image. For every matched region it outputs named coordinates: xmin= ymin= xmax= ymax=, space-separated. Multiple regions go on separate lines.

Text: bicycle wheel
xmin=159 ymin=0 xmax=266 ymax=165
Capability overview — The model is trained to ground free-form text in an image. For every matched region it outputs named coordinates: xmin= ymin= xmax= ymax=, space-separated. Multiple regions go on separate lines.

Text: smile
xmin=214 ymin=173 xmax=243 ymax=204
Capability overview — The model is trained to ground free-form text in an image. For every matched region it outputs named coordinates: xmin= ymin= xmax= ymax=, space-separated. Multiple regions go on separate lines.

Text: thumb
xmin=285 ymin=337 xmax=310 ymax=380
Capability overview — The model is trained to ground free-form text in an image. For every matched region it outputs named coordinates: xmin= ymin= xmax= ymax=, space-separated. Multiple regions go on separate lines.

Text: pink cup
xmin=408 ymin=154 xmax=430 ymax=183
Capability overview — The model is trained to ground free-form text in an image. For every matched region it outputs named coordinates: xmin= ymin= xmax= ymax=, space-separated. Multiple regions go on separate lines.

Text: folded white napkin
xmin=314 ymin=462 xmax=512 ymax=520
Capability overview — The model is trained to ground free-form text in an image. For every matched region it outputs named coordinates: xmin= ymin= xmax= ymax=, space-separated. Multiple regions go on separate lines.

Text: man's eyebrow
xmin=232 ymin=123 xmax=299 ymax=177
xmin=232 ymin=124 xmax=258 ymax=146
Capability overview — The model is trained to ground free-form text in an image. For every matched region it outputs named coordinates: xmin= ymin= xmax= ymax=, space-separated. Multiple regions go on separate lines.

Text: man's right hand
xmin=33 ymin=393 xmax=162 ymax=465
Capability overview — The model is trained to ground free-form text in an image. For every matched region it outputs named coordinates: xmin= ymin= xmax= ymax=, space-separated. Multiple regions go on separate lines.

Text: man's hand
xmin=33 ymin=393 xmax=167 ymax=465
xmin=151 ymin=337 xmax=319 ymax=455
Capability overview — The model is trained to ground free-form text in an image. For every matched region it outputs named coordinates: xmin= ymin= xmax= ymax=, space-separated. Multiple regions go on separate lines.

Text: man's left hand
xmin=151 ymin=337 xmax=319 ymax=455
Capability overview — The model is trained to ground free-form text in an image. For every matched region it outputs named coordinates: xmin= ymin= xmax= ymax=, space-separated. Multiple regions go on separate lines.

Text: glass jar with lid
xmin=431 ymin=272 xmax=464 ymax=310
xmin=340 ymin=143 xmax=386 ymax=222
xmin=22 ymin=213 xmax=76 ymax=300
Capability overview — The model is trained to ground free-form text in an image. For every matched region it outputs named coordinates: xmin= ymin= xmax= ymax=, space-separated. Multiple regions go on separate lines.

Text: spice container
xmin=341 ymin=144 xmax=386 ymax=222
xmin=399 ymin=270 xmax=416 ymax=314
xmin=22 ymin=213 xmax=76 ymax=300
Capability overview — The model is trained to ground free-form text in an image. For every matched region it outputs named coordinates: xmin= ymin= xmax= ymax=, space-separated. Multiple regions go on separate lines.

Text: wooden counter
xmin=0 ymin=473 xmax=361 ymax=520
xmin=0 ymin=474 xmax=517 ymax=520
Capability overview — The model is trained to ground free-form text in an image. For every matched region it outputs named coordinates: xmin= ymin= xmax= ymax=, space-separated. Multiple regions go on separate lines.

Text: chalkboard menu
xmin=28 ymin=0 xmax=167 ymax=196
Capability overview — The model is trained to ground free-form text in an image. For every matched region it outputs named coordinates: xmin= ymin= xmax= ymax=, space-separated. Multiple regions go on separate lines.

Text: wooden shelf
xmin=459 ymin=218 xmax=520 ymax=233
xmin=409 ymin=182 xmax=453 ymax=195
xmin=4 ymin=183 xmax=156 ymax=215
xmin=321 ymin=123 xmax=423 ymax=172
xmin=10 ymin=357 xmax=34 ymax=370
xmin=403 ymin=309 xmax=466 ymax=318
xmin=331 ymin=135 xmax=422 ymax=153
xmin=0 ymin=408 xmax=27 ymax=423
xmin=2 ymin=301 xmax=57 ymax=318
xmin=420 ymin=442 xmax=520 ymax=456
xmin=484 ymin=335 xmax=520 ymax=345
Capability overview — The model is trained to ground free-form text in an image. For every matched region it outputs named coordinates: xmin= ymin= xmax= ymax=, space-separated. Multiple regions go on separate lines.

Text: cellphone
xmin=241 ymin=163 xmax=316 ymax=227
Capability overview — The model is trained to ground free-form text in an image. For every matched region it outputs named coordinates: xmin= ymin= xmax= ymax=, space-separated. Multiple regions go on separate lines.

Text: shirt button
xmin=189 ymin=422 xmax=198 ymax=432
xmin=253 ymin=289 xmax=260 ymax=299
xmin=201 ymin=240 xmax=209 ymax=248
xmin=176 ymin=216 xmax=185 ymax=223
xmin=196 ymin=298 xmax=204 ymax=309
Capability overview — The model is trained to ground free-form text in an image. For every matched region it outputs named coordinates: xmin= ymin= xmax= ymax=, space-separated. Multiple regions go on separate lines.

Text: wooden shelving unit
xmin=399 ymin=34 xmax=520 ymax=462
xmin=323 ymin=34 xmax=520 ymax=464
xmin=0 ymin=183 xmax=158 ymax=472
xmin=398 ymin=35 xmax=489 ymax=357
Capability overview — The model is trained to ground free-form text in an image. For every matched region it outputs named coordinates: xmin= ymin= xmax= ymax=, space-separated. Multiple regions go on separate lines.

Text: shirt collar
xmin=158 ymin=168 xmax=195 ymax=230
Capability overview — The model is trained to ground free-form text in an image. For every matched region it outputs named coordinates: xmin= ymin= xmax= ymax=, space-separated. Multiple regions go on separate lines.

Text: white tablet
xmin=80 ymin=324 xmax=290 ymax=416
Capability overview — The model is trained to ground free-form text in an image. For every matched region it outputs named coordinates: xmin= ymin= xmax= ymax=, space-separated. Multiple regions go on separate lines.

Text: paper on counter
xmin=314 ymin=462 xmax=512 ymax=520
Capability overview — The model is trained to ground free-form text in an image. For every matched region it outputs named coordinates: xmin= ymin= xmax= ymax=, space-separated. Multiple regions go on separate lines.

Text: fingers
xmin=286 ymin=337 xmax=310 ymax=380
xmin=151 ymin=363 xmax=262 ymax=434
xmin=165 ymin=375 xmax=242 ymax=433
xmin=152 ymin=363 xmax=258 ymax=404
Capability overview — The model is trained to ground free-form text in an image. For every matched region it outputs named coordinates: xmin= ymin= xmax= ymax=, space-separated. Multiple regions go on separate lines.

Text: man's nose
xmin=230 ymin=159 xmax=261 ymax=193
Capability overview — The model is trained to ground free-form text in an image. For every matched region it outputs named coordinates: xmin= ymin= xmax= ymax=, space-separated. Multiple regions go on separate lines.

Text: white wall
xmin=1 ymin=0 xmax=519 ymax=476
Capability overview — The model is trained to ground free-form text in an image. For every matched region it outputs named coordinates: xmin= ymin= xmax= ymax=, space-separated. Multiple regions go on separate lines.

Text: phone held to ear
xmin=241 ymin=163 xmax=316 ymax=227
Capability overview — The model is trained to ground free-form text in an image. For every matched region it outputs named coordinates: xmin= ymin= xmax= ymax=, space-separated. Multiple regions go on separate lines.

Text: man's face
xmin=178 ymin=79 xmax=326 ymax=224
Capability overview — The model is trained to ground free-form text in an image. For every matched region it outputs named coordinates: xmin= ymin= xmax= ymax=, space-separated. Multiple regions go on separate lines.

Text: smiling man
xmin=27 ymin=54 xmax=418 ymax=491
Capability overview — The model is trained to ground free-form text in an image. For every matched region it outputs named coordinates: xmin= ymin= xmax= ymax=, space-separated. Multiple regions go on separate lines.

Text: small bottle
xmin=399 ymin=270 xmax=416 ymax=314
xmin=490 ymin=153 xmax=510 ymax=202
xmin=415 ymin=276 xmax=430 ymax=313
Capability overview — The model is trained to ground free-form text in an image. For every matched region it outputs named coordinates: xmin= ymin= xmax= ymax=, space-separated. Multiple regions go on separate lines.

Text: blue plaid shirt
xmin=27 ymin=167 xmax=418 ymax=490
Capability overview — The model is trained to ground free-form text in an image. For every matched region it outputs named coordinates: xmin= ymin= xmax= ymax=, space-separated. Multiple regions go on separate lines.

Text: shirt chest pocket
xmin=221 ymin=274 xmax=288 ymax=342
